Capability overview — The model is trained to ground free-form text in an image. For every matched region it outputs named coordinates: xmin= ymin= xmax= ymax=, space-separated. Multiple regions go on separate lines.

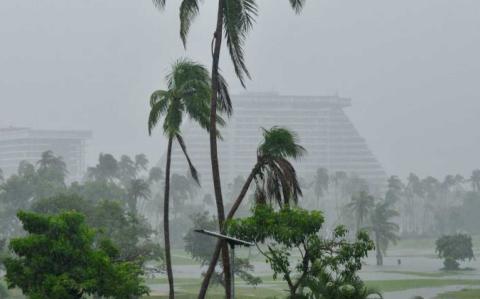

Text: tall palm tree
xmin=200 ymin=127 xmax=305 ymax=295
xmin=385 ymin=176 xmax=403 ymax=205
xmin=126 ymin=178 xmax=151 ymax=215
xmin=148 ymin=58 xmax=228 ymax=299
xmin=331 ymin=171 xmax=348 ymax=215
xmin=313 ymin=168 xmax=329 ymax=210
xmin=404 ymin=173 xmax=423 ymax=234
xmin=153 ymin=2 xmax=307 ymax=297
xmin=347 ymin=191 xmax=375 ymax=234
xmin=471 ymin=169 xmax=480 ymax=192
xmin=368 ymin=201 xmax=400 ymax=266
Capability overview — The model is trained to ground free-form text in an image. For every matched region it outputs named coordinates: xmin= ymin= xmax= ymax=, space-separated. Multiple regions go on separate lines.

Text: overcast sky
xmin=1 ymin=0 xmax=479 ymax=179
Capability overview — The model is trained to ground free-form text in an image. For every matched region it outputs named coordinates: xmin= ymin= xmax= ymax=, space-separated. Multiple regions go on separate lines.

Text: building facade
xmin=167 ymin=93 xmax=387 ymax=193
xmin=0 ymin=127 xmax=92 ymax=182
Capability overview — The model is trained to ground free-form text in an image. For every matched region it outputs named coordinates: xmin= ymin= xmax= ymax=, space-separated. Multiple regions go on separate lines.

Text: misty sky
xmin=1 ymin=0 xmax=479 ymax=179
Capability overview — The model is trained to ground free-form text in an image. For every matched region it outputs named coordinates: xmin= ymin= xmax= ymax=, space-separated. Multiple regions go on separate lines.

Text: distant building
xmin=166 ymin=93 xmax=387 ymax=193
xmin=0 ymin=127 xmax=92 ymax=181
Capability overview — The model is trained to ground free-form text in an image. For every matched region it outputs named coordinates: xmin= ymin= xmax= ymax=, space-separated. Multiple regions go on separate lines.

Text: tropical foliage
xmin=436 ymin=234 xmax=474 ymax=270
xmin=4 ymin=211 xmax=149 ymax=299
xmin=228 ymin=205 xmax=378 ymax=298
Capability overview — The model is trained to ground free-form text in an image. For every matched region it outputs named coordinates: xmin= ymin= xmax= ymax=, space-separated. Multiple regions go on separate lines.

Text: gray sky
xmin=1 ymin=0 xmax=479 ymax=179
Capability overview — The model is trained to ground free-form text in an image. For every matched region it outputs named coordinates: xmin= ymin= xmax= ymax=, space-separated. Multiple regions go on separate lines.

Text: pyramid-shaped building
xmin=167 ymin=92 xmax=387 ymax=193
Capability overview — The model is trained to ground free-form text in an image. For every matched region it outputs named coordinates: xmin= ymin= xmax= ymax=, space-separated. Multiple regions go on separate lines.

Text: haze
xmin=1 ymin=0 xmax=479 ymax=178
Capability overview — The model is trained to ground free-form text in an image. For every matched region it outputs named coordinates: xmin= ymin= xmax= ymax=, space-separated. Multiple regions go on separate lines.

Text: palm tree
xmin=37 ymin=150 xmax=68 ymax=182
xmin=126 ymin=178 xmax=151 ymax=215
xmin=87 ymin=153 xmax=119 ymax=183
xmin=153 ymin=2 xmax=307 ymax=297
xmin=421 ymin=176 xmax=440 ymax=234
xmin=148 ymin=58 xmax=227 ymax=299
xmin=331 ymin=171 xmax=348 ymax=215
xmin=471 ymin=169 xmax=480 ymax=192
xmin=313 ymin=168 xmax=329 ymax=210
xmin=170 ymin=174 xmax=196 ymax=218
xmin=368 ymin=201 xmax=400 ymax=266
xmin=135 ymin=154 xmax=149 ymax=173
xmin=385 ymin=176 xmax=403 ymax=205
xmin=404 ymin=173 xmax=423 ymax=234
xmin=200 ymin=127 xmax=305 ymax=294
xmin=347 ymin=191 xmax=375 ymax=234
xmin=148 ymin=166 xmax=163 ymax=183
xmin=118 ymin=155 xmax=136 ymax=186
xmin=0 ymin=168 xmax=4 ymax=184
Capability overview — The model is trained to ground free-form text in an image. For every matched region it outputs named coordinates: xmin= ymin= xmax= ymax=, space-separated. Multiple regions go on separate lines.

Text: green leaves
xmin=223 ymin=0 xmax=258 ymax=87
xmin=227 ymin=206 xmax=374 ymax=297
xmin=259 ymin=127 xmax=305 ymax=159
xmin=180 ymin=0 xmax=201 ymax=47
xmin=252 ymin=127 xmax=306 ymax=207
xmin=228 ymin=205 xmax=323 ymax=245
xmin=148 ymin=58 xmax=220 ymax=139
xmin=5 ymin=211 xmax=149 ymax=299
xmin=436 ymin=233 xmax=474 ymax=270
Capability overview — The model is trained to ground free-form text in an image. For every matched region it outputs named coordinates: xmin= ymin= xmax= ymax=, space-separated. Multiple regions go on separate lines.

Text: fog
xmin=1 ymin=0 xmax=480 ymax=178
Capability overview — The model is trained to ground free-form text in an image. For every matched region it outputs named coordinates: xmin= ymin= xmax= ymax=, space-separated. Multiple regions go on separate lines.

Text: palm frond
xmin=163 ymin=97 xmax=183 ymax=136
xmin=152 ymin=0 xmax=166 ymax=10
xmin=148 ymin=91 xmax=169 ymax=135
xmin=179 ymin=0 xmax=201 ymax=47
xmin=223 ymin=0 xmax=258 ymax=87
xmin=217 ymin=72 xmax=233 ymax=116
xmin=176 ymin=134 xmax=200 ymax=185
xmin=259 ymin=127 xmax=306 ymax=159
xmin=289 ymin=0 xmax=306 ymax=14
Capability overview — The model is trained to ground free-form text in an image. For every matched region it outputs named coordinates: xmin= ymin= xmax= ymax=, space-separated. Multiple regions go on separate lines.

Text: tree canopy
xmin=4 ymin=211 xmax=149 ymax=299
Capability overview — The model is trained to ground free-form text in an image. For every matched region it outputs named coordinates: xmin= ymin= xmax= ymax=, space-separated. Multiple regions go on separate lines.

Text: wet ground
xmin=149 ymin=245 xmax=480 ymax=298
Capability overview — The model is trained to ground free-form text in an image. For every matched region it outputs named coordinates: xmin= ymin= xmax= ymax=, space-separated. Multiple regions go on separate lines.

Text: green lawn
xmin=436 ymin=288 xmax=480 ymax=299
xmin=367 ymin=279 xmax=480 ymax=293
xmin=381 ymin=270 xmax=466 ymax=278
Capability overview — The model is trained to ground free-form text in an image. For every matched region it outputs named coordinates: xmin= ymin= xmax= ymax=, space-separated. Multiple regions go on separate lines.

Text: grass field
xmin=4 ymin=236 xmax=480 ymax=299
xmin=436 ymin=288 xmax=480 ymax=298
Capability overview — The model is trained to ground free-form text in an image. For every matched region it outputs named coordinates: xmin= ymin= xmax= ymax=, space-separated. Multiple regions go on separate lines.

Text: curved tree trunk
xmin=198 ymin=163 xmax=260 ymax=298
xmin=202 ymin=0 xmax=231 ymax=298
xmin=164 ymin=137 xmax=175 ymax=298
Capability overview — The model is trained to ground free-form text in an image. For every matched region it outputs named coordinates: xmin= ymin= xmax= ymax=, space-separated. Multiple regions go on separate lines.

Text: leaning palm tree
xmin=347 ymin=191 xmax=375 ymax=234
xmin=153 ymin=2 xmax=307 ymax=297
xmin=148 ymin=58 xmax=229 ymax=299
xmin=368 ymin=201 xmax=400 ymax=266
xmin=201 ymin=127 xmax=305 ymax=294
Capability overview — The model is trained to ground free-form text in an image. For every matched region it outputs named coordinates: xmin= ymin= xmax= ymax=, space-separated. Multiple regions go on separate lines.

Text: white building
xmin=0 ymin=127 xmax=92 ymax=181
xmin=167 ymin=92 xmax=387 ymax=193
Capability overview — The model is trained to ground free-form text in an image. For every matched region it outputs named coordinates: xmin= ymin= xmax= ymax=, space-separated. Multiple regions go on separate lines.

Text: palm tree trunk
xmin=375 ymin=232 xmax=383 ymax=266
xmin=198 ymin=162 xmax=260 ymax=298
xmin=164 ymin=137 xmax=175 ymax=299
xmin=200 ymin=0 xmax=231 ymax=298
